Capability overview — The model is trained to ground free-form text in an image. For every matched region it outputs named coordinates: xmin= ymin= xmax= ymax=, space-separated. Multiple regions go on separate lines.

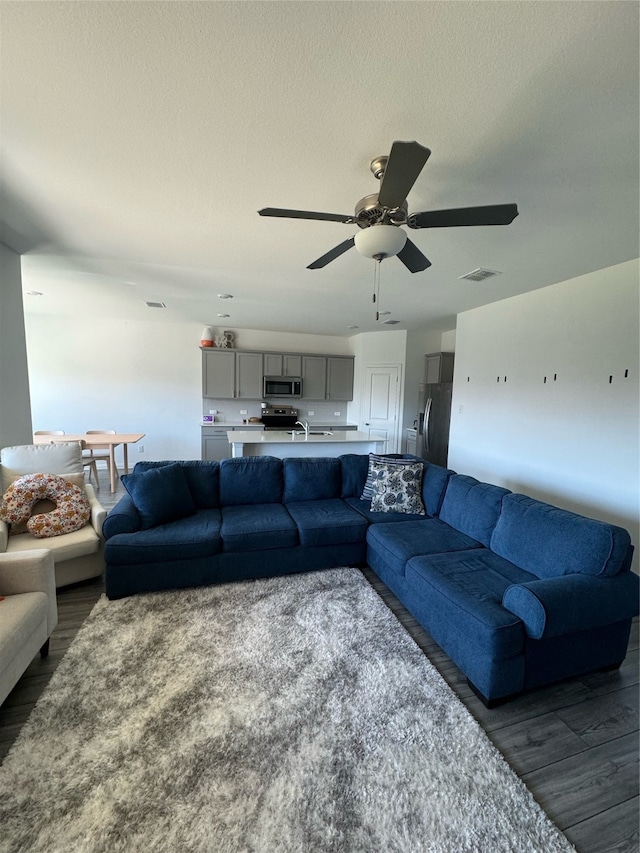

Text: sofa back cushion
xmin=339 ymin=454 xmax=371 ymax=498
xmin=1 ymin=443 xmax=83 ymax=493
xmin=491 ymin=493 xmax=633 ymax=579
xmin=283 ymin=458 xmax=342 ymax=503
xmin=421 ymin=462 xmax=455 ymax=517
xmin=219 ymin=456 xmax=284 ymax=506
xmin=438 ymin=474 xmax=510 ymax=546
xmin=135 ymin=460 xmax=220 ymax=509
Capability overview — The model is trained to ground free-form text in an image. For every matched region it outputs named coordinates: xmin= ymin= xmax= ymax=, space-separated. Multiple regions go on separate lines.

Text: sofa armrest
xmin=85 ymin=484 xmax=107 ymax=539
xmin=102 ymin=494 xmax=141 ymax=539
xmin=0 ymin=519 xmax=7 ymax=553
xmin=502 ymin=572 xmax=640 ymax=639
xmin=0 ymin=549 xmax=58 ymax=634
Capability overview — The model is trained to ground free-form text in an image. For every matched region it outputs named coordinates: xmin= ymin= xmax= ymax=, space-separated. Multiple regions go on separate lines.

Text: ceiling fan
xmin=258 ymin=141 xmax=518 ymax=273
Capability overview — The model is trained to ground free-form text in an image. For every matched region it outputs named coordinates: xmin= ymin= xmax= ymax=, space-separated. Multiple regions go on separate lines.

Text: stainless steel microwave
xmin=263 ymin=376 xmax=303 ymax=398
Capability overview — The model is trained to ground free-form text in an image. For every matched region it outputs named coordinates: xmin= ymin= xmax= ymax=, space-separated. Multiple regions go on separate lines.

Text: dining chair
xmin=34 ymin=430 xmax=65 ymax=436
xmin=84 ymin=430 xmax=117 ymax=489
xmin=79 ymin=439 xmax=101 ymax=490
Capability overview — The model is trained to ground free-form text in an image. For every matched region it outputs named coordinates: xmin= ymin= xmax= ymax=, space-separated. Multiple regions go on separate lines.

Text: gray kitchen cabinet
xmin=202 ymin=350 xmax=235 ymax=398
xmin=235 ymin=352 xmax=263 ymax=399
xmin=202 ymin=349 xmax=262 ymax=399
xmin=302 ymin=356 xmax=327 ymax=400
xmin=327 ymin=357 xmax=354 ymax=401
xmin=283 ymin=354 xmax=303 ymax=376
xmin=425 ymin=352 xmax=455 ymax=384
xmin=202 ymin=427 xmax=232 ymax=461
xmin=263 ymin=353 xmax=303 ymax=377
xmin=263 ymin=353 xmax=283 ymax=376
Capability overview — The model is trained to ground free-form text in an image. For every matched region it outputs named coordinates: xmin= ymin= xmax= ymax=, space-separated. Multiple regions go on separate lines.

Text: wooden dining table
xmin=33 ymin=433 xmax=145 ymax=493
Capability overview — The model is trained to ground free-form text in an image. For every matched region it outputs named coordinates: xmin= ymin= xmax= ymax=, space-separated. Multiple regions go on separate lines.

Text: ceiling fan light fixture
xmin=354 ymin=224 xmax=407 ymax=260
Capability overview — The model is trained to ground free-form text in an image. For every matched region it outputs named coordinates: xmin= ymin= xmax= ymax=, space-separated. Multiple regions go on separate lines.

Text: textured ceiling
xmin=1 ymin=1 xmax=638 ymax=337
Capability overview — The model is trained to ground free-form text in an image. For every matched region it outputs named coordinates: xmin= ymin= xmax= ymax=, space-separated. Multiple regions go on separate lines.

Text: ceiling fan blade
xmin=396 ymin=238 xmax=432 ymax=273
xmin=307 ymin=237 xmax=355 ymax=269
xmin=408 ymin=203 xmax=519 ymax=229
xmin=258 ymin=207 xmax=354 ymax=223
xmin=377 ymin=141 xmax=431 ymax=210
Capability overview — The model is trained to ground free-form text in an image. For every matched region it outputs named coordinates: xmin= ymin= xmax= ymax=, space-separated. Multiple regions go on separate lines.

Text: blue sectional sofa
xmin=102 ymin=454 xmax=638 ymax=705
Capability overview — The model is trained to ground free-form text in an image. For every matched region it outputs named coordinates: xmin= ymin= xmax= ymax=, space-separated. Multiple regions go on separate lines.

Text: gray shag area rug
xmin=0 ymin=567 xmax=574 ymax=853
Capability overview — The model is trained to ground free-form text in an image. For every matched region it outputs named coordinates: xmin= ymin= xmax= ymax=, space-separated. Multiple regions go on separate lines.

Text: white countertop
xmin=229 ymin=430 xmax=374 ymax=444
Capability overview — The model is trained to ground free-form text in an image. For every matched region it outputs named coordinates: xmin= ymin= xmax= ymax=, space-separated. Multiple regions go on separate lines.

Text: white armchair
xmin=0 ymin=443 xmax=106 ymax=588
xmin=0 ymin=549 xmax=58 ymax=706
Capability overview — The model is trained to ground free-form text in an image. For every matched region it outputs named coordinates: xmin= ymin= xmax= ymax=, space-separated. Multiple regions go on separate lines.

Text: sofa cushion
xmin=0 ymin=591 xmax=48 ymax=664
xmin=366 ymin=518 xmax=483 ymax=577
xmin=491 ymin=493 xmax=634 ymax=579
xmin=219 ymin=457 xmax=283 ymax=506
xmin=1 ymin=442 xmax=84 ymax=493
xmin=221 ymin=504 xmax=298 ymax=552
xmin=339 ymin=454 xmax=371 ymax=498
xmin=283 ymin=458 xmax=341 ymax=503
xmin=369 ymin=459 xmax=425 ymax=515
xmin=104 ymin=509 xmax=222 ymax=566
xmin=421 ymin=462 xmax=455 ymax=517
xmin=360 ymin=453 xmax=405 ymax=499
xmin=286 ymin=499 xmax=368 ymax=547
xmin=406 ymin=550 xmax=531 ymax=660
xmin=122 ymin=463 xmax=197 ymax=529
xmin=7 ymin=523 xmax=100 ymax=561
xmin=438 ymin=475 xmax=510 ymax=546
xmin=134 ymin=460 xmax=220 ymax=509
xmin=345 ymin=497 xmax=428 ymax=525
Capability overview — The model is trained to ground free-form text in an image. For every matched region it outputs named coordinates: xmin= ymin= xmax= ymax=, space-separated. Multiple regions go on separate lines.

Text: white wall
xmin=25 ymin=315 xmax=203 ymax=463
xmin=0 ymin=242 xmax=32 ymax=448
xmin=448 ymin=260 xmax=639 ymax=567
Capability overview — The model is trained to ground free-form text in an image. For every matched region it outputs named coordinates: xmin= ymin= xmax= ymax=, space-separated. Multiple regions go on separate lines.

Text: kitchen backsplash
xmin=203 ymin=399 xmax=354 ymax=426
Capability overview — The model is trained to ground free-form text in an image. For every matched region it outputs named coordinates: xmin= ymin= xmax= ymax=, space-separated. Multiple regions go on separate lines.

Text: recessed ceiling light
xmin=382 ymin=319 xmax=400 ymax=325
xmin=217 ymin=313 xmax=230 ymax=318
xmin=217 ymin=293 xmax=233 ymax=299
xmin=379 ymin=311 xmax=391 ymax=316
xmin=145 ymin=301 xmax=166 ymax=308
xmin=347 ymin=325 xmax=359 ymax=330
xmin=26 ymin=290 xmax=43 ymax=296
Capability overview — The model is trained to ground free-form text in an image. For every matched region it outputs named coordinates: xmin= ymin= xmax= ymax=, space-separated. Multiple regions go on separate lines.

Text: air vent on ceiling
xmin=458 ymin=268 xmax=501 ymax=282
xmin=145 ymin=301 xmax=166 ymax=308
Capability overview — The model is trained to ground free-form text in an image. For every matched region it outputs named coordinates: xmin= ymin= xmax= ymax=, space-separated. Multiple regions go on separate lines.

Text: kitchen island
xmin=228 ymin=430 xmax=386 ymax=459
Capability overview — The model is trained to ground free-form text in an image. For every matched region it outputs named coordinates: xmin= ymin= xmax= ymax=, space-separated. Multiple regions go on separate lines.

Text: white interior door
xmin=362 ymin=365 xmax=401 ymax=453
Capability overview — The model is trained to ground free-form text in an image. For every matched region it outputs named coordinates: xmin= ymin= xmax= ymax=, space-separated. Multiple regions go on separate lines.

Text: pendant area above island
xmin=228 ymin=430 xmax=386 ymax=458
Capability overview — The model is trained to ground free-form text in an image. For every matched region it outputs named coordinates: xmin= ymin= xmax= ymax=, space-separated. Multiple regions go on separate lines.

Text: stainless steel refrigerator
xmin=417 ymin=379 xmax=453 ymax=468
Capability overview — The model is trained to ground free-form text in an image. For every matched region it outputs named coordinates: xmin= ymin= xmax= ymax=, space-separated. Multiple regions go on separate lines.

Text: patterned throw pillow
xmin=360 ymin=453 xmax=407 ymax=500
xmin=369 ymin=460 xmax=426 ymax=515
xmin=0 ymin=473 xmax=91 ymax=538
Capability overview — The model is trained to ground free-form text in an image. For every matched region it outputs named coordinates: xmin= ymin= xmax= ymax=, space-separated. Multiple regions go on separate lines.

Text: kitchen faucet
xmin=295 ymin=419 xmax=309 ymax=437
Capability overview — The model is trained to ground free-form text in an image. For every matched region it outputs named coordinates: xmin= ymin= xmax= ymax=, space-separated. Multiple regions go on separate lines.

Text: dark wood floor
xmin=1 ymin=470 xmax=638 ymax=852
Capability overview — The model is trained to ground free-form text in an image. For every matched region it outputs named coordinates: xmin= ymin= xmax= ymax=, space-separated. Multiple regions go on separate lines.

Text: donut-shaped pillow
xmin=0 ymin=473 xmax=91 ymax=538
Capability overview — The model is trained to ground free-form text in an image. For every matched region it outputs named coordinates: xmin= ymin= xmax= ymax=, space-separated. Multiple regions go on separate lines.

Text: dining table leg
xmin=109 ymin=445 xmax=117 ymax=493
xmin=123 ymin=443 xmax=130 ymax=475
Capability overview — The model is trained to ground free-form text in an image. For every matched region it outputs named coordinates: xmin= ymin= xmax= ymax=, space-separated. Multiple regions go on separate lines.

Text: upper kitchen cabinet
xmin=263 ymin=353 xmax=303 ymax=377
xmin=235 ymin=352 xmax=263 ymax=399
xmin=301 ymin=356 xmax=327 ymax=400
xmin=301 ymin=355 xmax=354 ymax=400
xmin=327 ymin=357 xmax=354 ymax=401
xmin=202 ymin=349 xmax=235 ymax=398
xmin=202 ymin=349 xmax=262 ymax=399
xmin=425 ymin=352 xmax=455 ymax=385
